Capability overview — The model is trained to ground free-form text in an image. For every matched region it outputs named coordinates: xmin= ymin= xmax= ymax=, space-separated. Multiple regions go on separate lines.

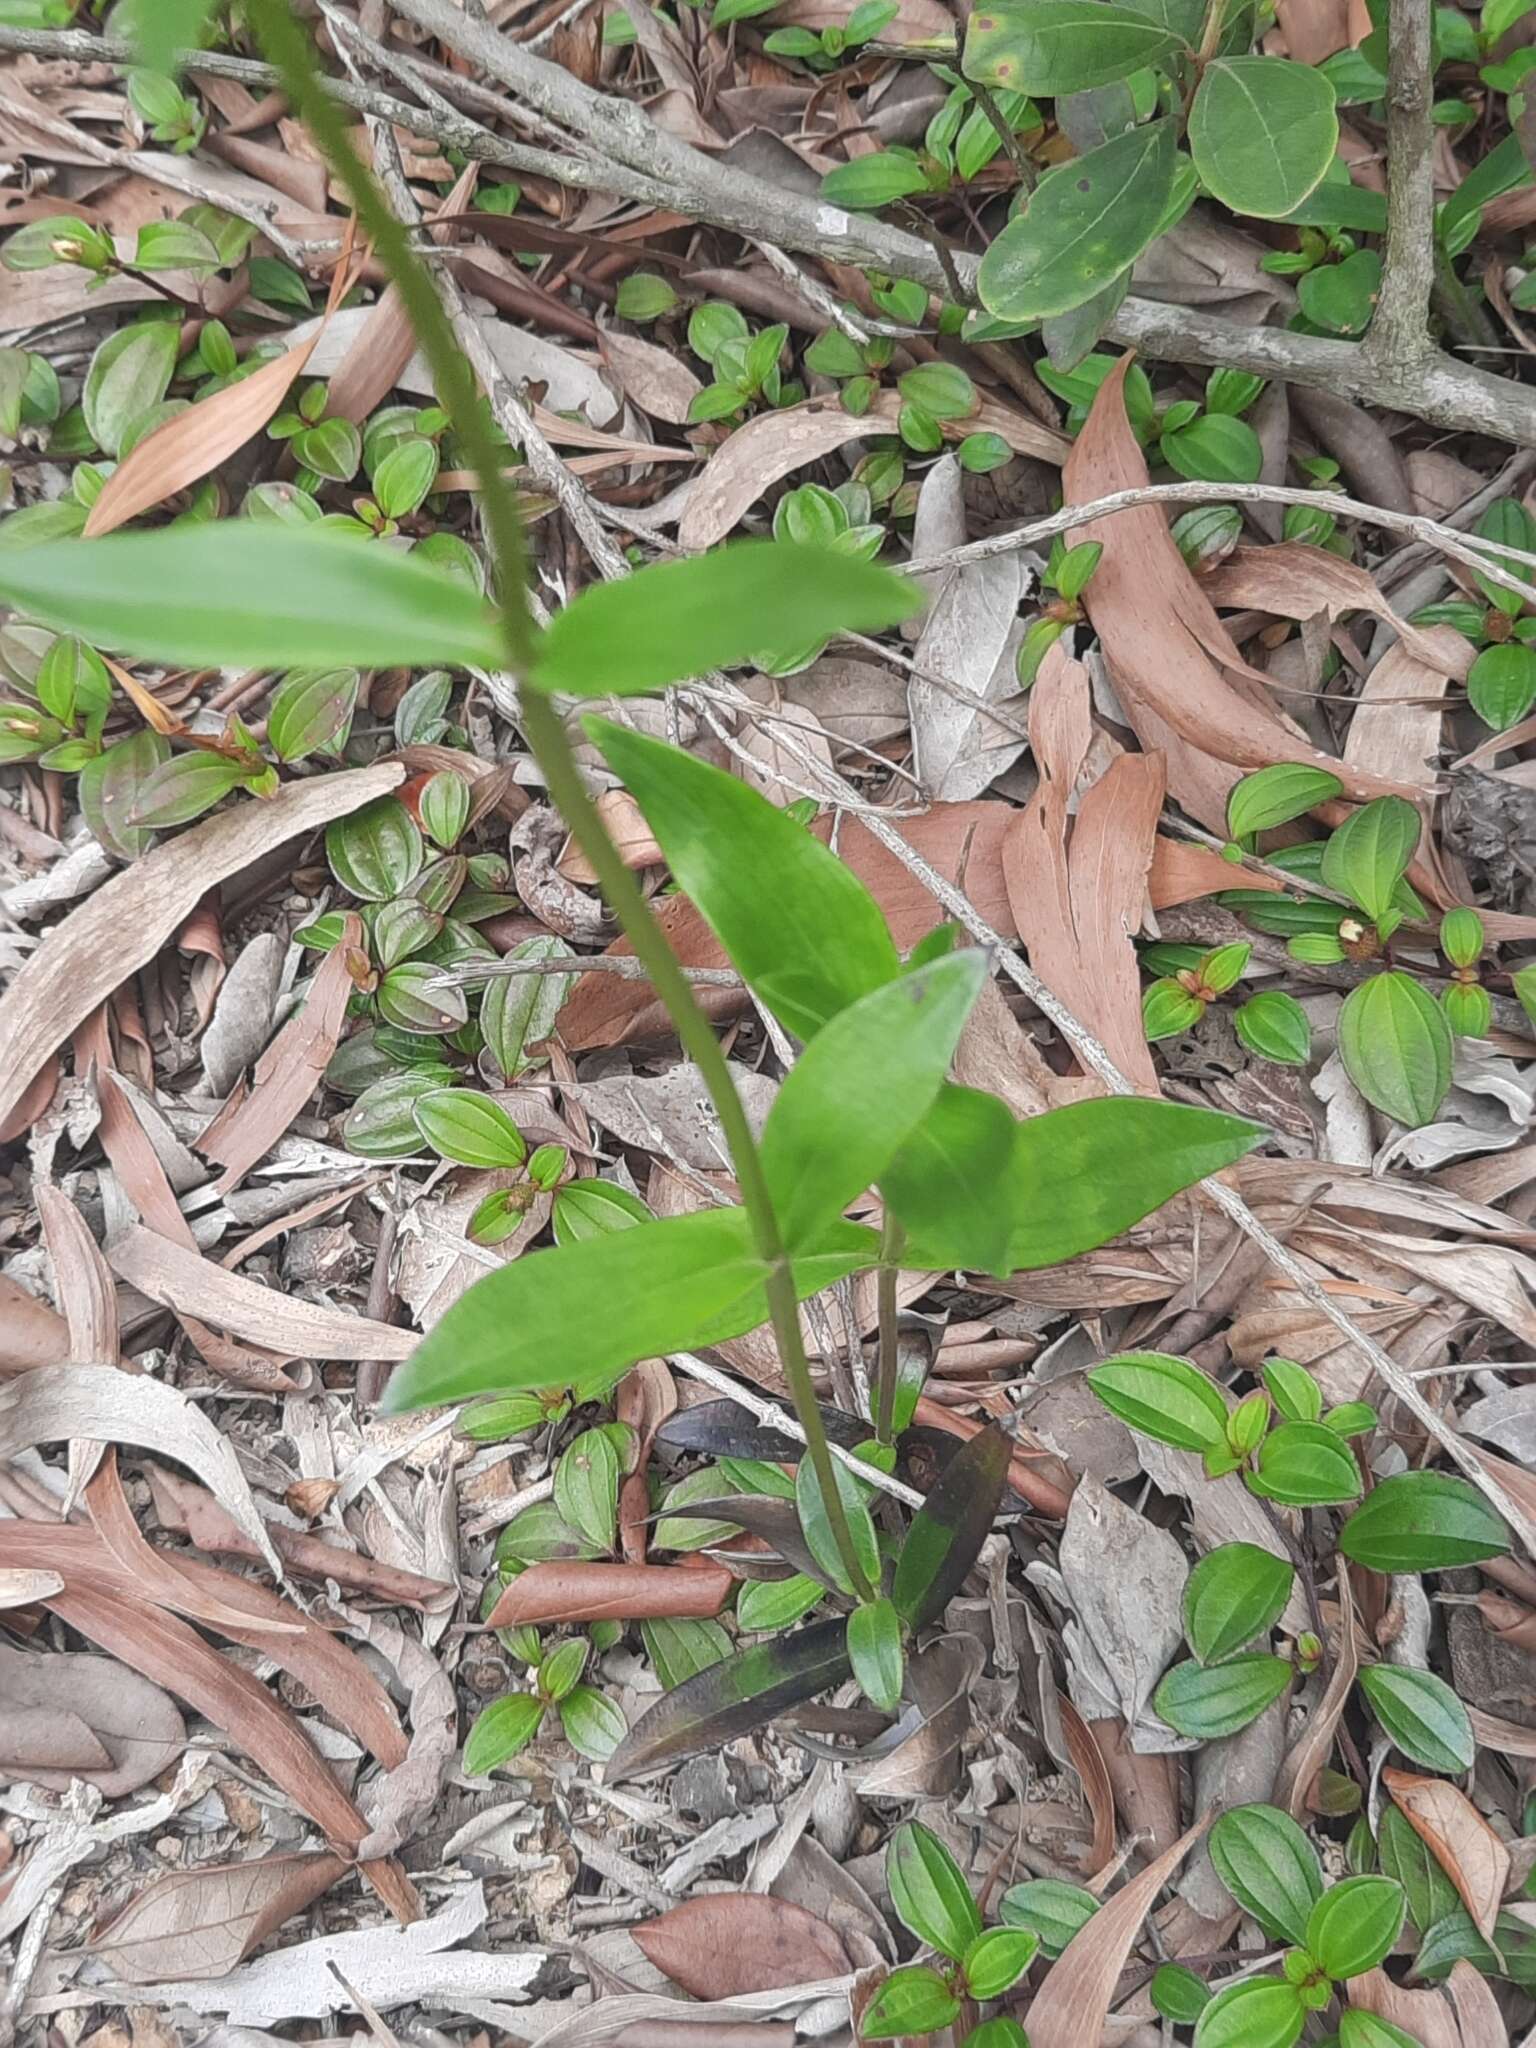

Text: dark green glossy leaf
xmin=383 ymin=1207 xmax=877 ymax=1410
xmin=1304 ymin=1876 xmax=1407 ymax=1981
xmin=80 ymin=729 xmax=170 ymax=861
xmin=1357 ymin=1665 xmax=1475 ymax=1773
xmin=1209 ymin=1805 xmax=1323 ymax=1944
xmin=607 ymin=1617 xmax=851 ymax=1776
xmin=888 ymin=1819 xmax=983 ymax=1960
xmin=84 ymin=322 xmax=178 ymax=458
xmin=127 ymin=751 xmax=248 ymax=828
xmin=1183 ymin=1543 xmax=1295 ymax=1665
xmin=1339 ymin=1473 xmax=1509 ymax=1572
xmin=0 ymin=529 xmax=502 ymax=669
xmin=1155 ymin=1654 xmax=1292 ymax=1739
xmin=535 ymin=542 xmax=915 ymax=697
xmin=554 ymin=1427 xmax=621 ymax=1553
xmin=893 ymin=1423 xmax=1010 ymax=1631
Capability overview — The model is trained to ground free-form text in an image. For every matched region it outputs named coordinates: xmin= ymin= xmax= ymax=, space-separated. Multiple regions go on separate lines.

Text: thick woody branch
xmin=1366 ymin=0 xmax=1437 ymax=371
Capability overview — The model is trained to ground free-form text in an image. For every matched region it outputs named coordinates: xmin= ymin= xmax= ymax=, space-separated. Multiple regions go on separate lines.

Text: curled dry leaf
xmin=0 ymin=1273 xmax=78 ymax=1379
xmin=0 ymin=1641 xmax=184 ymax=1797
xmin=1065 ymin=356 xmax=1412 ymax=830
xmin=106 ymin=1224 xmax=416 ymax=1361
xmin=1348 ymin=1969 xmax=1468 ymax=2048
xmin=1275 ymin=1577 xmax=1358 ymax=1816
xmin=1384 ymin=1766 xmax=1512 ymax=1938
xmin=632 ymin=1893 xmax=851 ymax=1999
xmin=1003 ymin=651 xmax=1164 ymax=1094
xmin=487 ymin=1559 xmax=735 ymax=1628
xmin=853 ymin=1633 xmax=985 ymax=1799
xmin=1023 ymin=1811 xmax=1213 ymax=2048
xmin=1202 ymin=545 xmax=1473 ymax=680
xmin=36 ymin=1178 xmax=122 ymax=1504
xmin=616 ymin=1357 xmax=677 ymax=1564
xmin=92 ymin=1849 xmax=349 ymax=1986
xmin=0 ymin=762 xmax=404 ymax=1136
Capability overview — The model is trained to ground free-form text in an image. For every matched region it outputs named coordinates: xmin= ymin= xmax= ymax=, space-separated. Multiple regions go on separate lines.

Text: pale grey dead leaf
xmin=393 ymin=1175 xmax=552 ymax=1331
xmin=784 ymin=656 xmax=908 ymax=753
xmin=1461 ymin=1385 xmax=1536 ymax=1463
xmin=1054 ymin=1474 xmax=1187 ymax=1740
xmin=1134 ymin=1436 xmax=1311 ymax=1634
xmin=200 ymin=932 xmax=287 ymax=1097
xmin=908 ymin=451 xmax=967 ymax=630
xmin=91 ymin=1849 xmax=347 ymax=1984
xmin=99 ymin=1881 xmax=546 ymax=2021
xmin=353 ymin=1612 xmax=459 ymax=1861
xmin=598 ymin=328 xmax=702 ymax=425
xmin=564 ymin=1062 xmax=777 ymax=1169
xmin=0 ymin=1364 xmax=280 ymax=1577
xmin=910 ymin=546 xmax=1030 ymax=801
xmin=1178 ymin=1691 xmax=1289 ymax=1918
xmin=851 ymin=1634 xmax=984 ymax=1798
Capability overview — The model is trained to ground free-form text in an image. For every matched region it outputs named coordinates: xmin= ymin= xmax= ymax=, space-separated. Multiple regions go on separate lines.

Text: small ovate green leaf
xmin=847 ymin=1596 xmax=904 ymax=1713
xmin=977 ymin=120 xmax=1178 ymax=322
xmin=1304 ymin=1875 xmax=1407 ymax=1982
xmin=1189 ymin=57 xmax=1338 ymax=220
xmin=1247 ymin=1421 xmax=1362 ymax=1506
xmin=1144 ymin=978 xmax=1206 ymax=1039
xmin=963 ymin=2022 xmax=1032 ymax=2048
xmin=0 ymin=529 xmax=503 ymax=670
xmin=1209 ymin=1805 xmax=1324 ymax=1945
xmin=588 ymin=717 xmax=900 ymax=1039
xmin=413 ymin=1088 xmax=527 ymax=1170
xmin=117 ymin=0 xmax=219 ymax=72
xmin=376 ymin=961 xmax=467 ymax=1036
xmin=1235 ymin=991 xmax=1311 ymax=1066
xmin=759 ymin=949 xmax=986 ymax=1249
xmin=538 ymin=1637 xmax=589 ymax=1703
xmin=893 ymin=1423 xmax=1011 ymax=1632
xmin=419 ymin=770 xmax=470 ymax=850
xmin=998 ymin=1879 xmax=1099 ymax=1955
xmin=327 ymin=799 xmax=423 ymax=902
xmin=1155 ymin=1654 xmax=1292 ymax=1740
xmin=861 ymin=1964 xmax=963 ymax=2040
xmin=80 ymin=729 xmax=170 ymax=862
xmin=1193 ymin=1976 xmax=1306 ymax=2048
xmin=1339 ymin=1472 xmax=1509 ymax=1572
xmin=608 ymin=1617 xmax=851 ymax=1776
xmin=463 ymin=1692 xmax=545 ymax=1774
xmin=1088 ymin=1352 xmax=1229 ymax=1453
xmin=897 ymin=361 xmax=976 ymax=420
xmin=83 ymin=322 xmax=178 ymax=459
xmin=267 ymin=666 xmax=360 ymax=763
xmin=1227 ymin=763 xmax=1345 ymax=840
xmin=1357 ymin=1665 xmax=1476 ymax=1773
xmin=1298 ymin=248 xmax=1382 ymax=335
xmin=1183 ymin=1543 xmax=1295 ymax=1665
xmin=1152 ymin=1964 xmax=1212 ymax=2023
xmin=127 ymin=751 xmax=249 ymax=828
xmin=534 ymin=541 xmax=915 ymax=697
xmin=963 ymin=1925 xmax=1038 ymax=2000
xmin=558 ymin=1683 xmax=627 ymax=1761
xmin=735 ymin=1574 xmax=827 ymax=1632
xmin=555 ymin=1427 xmax=621 ymax=1554
xmin=552 ymin=1178 xmax=651 ymax=1245
xmin=343 ymin=1072 xmax=440 ymax=1159
xmin=640 ymin=1616 xmax=732 ymax=1690
xmin=1263 ymin=1358 xmax=1322 ymax=1425
xmin=1162 ymin=413 xmax=1263 ymax=484
xmin=820 ymin=152 xmax=933 ymax=209
xmin=1338 ymin=2010 xmax=1427 ymax=2048
xmin=1337 ymin=971 xmax=1452 ymax=1129
xmin=1467 ymin=642 xmax=1536 ymax=730
xmin=962 ymin=0 xmax=1182 ymax=93
xmin=1006 ymin=1099 xmax=1262 ymax=1271
xmin=888 ymin=1819 xmax=983 ymax=1960
xmin=481 ymin=934 xmax=573 ymax=1079
xmin=1320 ymin=796 xmax=1422 ymax=921
xmin=383 ymin=1205 xmax=871 ymax=1411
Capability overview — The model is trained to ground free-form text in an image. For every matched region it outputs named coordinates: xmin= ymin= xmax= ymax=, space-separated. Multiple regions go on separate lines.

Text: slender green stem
xmin=874 ymin=1213 xmax=905 ymax=1447
xmin=252 ymin=0 xmax=876 ymax=1606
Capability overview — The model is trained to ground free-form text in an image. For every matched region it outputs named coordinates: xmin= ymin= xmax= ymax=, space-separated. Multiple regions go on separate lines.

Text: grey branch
xmin=1366 ymin=0 xmax=1437 ymax=372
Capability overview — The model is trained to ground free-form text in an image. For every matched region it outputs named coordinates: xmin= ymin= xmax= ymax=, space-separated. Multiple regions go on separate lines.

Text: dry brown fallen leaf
xmin=326 ymin=168 xmax=473 ymax=425
xmin=1275 ymin=1580 xmax=1358 ymax=1817
xmin=632 ymin=1893 xmax=851 ymax=2000
xmin=0 ymin=1641 xmax=184 ymax=1798
xmin=486 ymin=1559 xmax=734 ymax=1627
xmin=1066 ymin=355 xmax=1414 ymax=831
xmin=147 ymin=1465 xmax=454 ymax=1611
xmin=1384 ymin=1767 xmax=1511 ymax=1939
xmin=615 ymin=1358 xmax=677 ymax=1566
xmin=197 ymin=911 xmax=366 ymax=1192
xmin=35 ymin=1177 xmax=123 ymax=1504
xmin=1002 ymin=651 xmax=1163 ymax=1094
xmin=1022 ymin=1809 xmax=1212 ymax=2048
xmin=1058 ymin=1693 xmax=1117 ymax=1876
xmin=106 ymin=1223 xmax=417 ymax=1360
xmin=92 ymin=1849 xmax=349 ymax=1987
xmin=599 ymin=326 xmax=703 ymax=425
xmin=1201 ymin=545 xmax=1473 ymax=680
xmin=0 ymin=761 xmax=404 ymax=1135
xmin=0 ymin=1272 xmax=80 ymax=1379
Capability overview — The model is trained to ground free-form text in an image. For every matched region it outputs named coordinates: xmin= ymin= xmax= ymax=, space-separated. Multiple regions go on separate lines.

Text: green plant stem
xmin=250 ymin=0 xmax=877 ymax=1609
xmin=874 ymin=1213 xmax=905 ymax=1446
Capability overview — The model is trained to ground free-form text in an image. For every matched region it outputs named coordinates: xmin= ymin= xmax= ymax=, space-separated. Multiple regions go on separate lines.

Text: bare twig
xmin=1367 ymin=0 xmax=1436 ymax=371
xmin=432 ymin=953 xmax=740 ymax=987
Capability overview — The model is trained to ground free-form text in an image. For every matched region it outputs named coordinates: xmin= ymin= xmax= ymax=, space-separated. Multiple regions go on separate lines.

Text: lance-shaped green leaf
xmin=978 ymin=120 xmax=1179 ymax=322
xmin=0 ymin=529 xmax=503 ymax=670
xmin=1320 ymin=796 xmax=1422 ymax=921
xmin=1357 ymin=1666 xmax=1475 ymax=1773
xmin=963 ymin=0 xmax=1184 ymax=95
xmin=382 ymin=1208 xmax=877 ymax=1411
xmin=607 ymin=1616 xmax=851 ymax=1776
xmin=760 ymin=949 xmax=985 ymax=1247
xmin=796 ymin=1451 xmax=879 ymax=1596
xmin=893 ymin=1423 xmax=1011 ymax=1630
xmin=534 ymin=541 xmax=916 ymax=697
xmin=889 ymin=1820 xmax=983 ymax=1958
xmin=1003 ymin=1098 xmax=1263 ymax=1271
xmin=587 ymin=715 xmax=900 ymax=1040
xmin=1188 ymin=56 xmax=1338 ymax=221
xmin=848 ymin=1597 xmax=904 ymax=1711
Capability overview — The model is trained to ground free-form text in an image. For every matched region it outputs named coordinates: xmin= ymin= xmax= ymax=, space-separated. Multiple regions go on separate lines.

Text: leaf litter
xmin=9 ymin=7 xmax=1536 ymax=2047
